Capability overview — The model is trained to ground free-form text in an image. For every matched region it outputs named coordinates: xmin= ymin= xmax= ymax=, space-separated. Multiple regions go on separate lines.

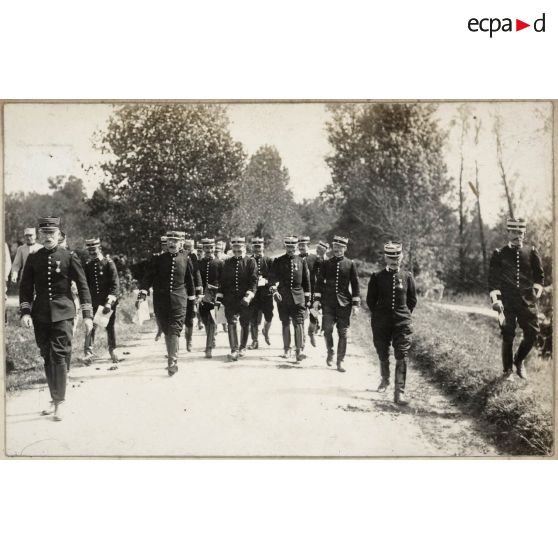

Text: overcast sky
xmin=3 ymin=101 xmax=552 ymax=227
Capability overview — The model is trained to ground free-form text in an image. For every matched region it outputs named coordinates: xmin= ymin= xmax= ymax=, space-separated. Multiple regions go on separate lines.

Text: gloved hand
xmin=84 ymin=318 xmax=94 ymax=335
xmin=534 ymin=284 xmax=543 ymax=299
xmin=102 ymin=303 xmax=112 ymax=314
xmin=20 ymin=314 xmax=32 ymax=328
xmin=241 ymin=295 xmax=251 ymax=307
xmin=196 ymin=294 xmax=204 ymax=304
xmin=273 ymin=291 xmax=282 ymax=303
xmin=135 ymin=291 xmax=146 ymax=309
xmin=11 ymin=272 xmax=18 ymax=284
xmin=492 ymin=301 xmax=504 ymax=313
xmin=312 ymin=301 xmax=321 ymax=311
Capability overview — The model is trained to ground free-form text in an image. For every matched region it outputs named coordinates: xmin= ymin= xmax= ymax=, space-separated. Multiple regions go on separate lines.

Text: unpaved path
xmin=5 ymin=313 xmax=499 ymax=457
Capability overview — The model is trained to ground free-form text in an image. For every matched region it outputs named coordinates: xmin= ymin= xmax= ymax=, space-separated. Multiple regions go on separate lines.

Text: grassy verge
xmin=410 ymin=302 xmax=553 ymax=456
xmin=5 ymin=293 xmax=148 ymax=391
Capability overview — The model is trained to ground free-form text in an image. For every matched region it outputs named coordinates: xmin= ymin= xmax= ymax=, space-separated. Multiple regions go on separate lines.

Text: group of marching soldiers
xmin=16 ymin=214 xmax=545 ymax=421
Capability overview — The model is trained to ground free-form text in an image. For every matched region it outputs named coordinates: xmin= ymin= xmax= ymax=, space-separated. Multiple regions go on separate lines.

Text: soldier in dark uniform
xmin=270 ymin=236 xmax=311 ymax=363
xmin=248 ymin=237 xmax=274 ymax=349
xmin=82 ymin=238 xmax=120 ymax=365
xmin=488 ymin=217 xmax=544 ymax=381
xmin=198 ymin=237 xmax=224 ymax=358
xmin=153 ymin=235 xmax=167 ymax=342
xmin=181 ymin=237 xmax=203 ymax=352
xmin=216 ymin=236 xmax=258 ymax=361
xmin=311 ymin=240 xmax=329 ymax=337
xmin=298 ymin=236 xmax=320 ymax=347
xmin=313 ymin=235 xmax=360 ymax=373
xmin=19 ymin=217 xmax=93 ymax=421
xmin=138 ymin=229 xmax=195 ymax=376
xmin=366 ymin=242 xmax=417 ymax=405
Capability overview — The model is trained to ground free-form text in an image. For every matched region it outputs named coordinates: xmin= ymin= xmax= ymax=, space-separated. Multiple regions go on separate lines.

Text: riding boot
xmin=228 ymin=323 xmax=239 ymax=360
xmin=378 ymin=360 xmax=391 ymax=392
xmin=167 ymin=334 xmax=179 ymax=376
xmin=281 ymin=325 xmax=291 ymax=358
xmin=262 ymin=320 xmax=271 ymax=345
xmin=502 ymin=338 xmax=514 ymax=380
xmin=294 ymin=323 xmax=306 ymax=362
xmin=249 ymin=323 xmax=259 ymax=349
xmin=324 ymin=329 xmax=335 ymax=366
xmin=337 ymin=334 xmax=347 ymax=370
xmin=239 ymin=324 xmax=250 ymax=356
xmin=185 ymin=325 xmax=193 ymax=352
xmin=394 ymin=358 xmax=408 ymax=405
xmin=205 ymin=321 xmax=216 ymax=357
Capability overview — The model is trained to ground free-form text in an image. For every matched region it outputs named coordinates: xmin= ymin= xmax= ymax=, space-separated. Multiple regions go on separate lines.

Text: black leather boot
xmin=281 ymin=325 xmax=291 ymax=358
xmin=378 ymin=361 xmax=390 ymax=392
xmin=167 ymin=335 xmax=179 ymax=376
xmin=262 ymin=320 xmax=271 ymax=345
xmin=394 ymin=359 xmax=408 ymax=405
xmin=249 ymin=323 xmax=259 ymax=349
xmin=228 ymin=323 xmax=239 ymax=360
xmin=185 ymin=325 xmax=193 ymax=352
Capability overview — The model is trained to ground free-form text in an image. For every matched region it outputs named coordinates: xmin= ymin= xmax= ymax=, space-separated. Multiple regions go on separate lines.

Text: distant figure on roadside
xmin=488 ymin=217 xmax=544 ymax=381
xmin=366 ymin=242 xmax=417 ymax=405
xmin=83 ymin=237 xmax=121 ymax=365
xmin=10 ymin=227 xmax=43 ymax=284
xmin=216 ymin=236 xmax=257 ymax=361
xmin=313 ymin=235 xmax=360 ymax=373
xmin=138 ymin=228 xmax=195 ymax=376
xmin=248 ymin=237 xmax=274 ymax=349
xmin=19 ymin=217 xmax=93 ymax=421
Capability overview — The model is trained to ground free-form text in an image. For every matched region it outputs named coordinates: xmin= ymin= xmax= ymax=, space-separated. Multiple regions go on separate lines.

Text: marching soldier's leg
xmin=293 ymin=303 xmax=306 ymax=363
xmin=393 ymin=324 xmax=412 ymax=406
xmin=50 ymin=319 xmax=73 ymax=420
xmin=248 ymin=301 xmax=259 ymax=350
xmin=513 ymin=304 xmax=539 ymax=379
xmin=184 ymin=300 xmax=195 ymax=352
xmin=277 ymin=300 xmax=291 ymax=358
xmin=199 ymin=304 xmax=213 ymax=358
xmin=166 ymin=313 xmax=183 ymax=376
xmin=372 ymin=320 xmax=392 ymax=392
xmin=308 ymin=311 xmax=318 ymax=347
xmin=83 ymin=323 xmax=96 ymax=365
xmin=322 ymin=307 xmax=335 ymax=367
xmin=262 ymin=296 xmax=273 ymax=346
xmin=335 ymin=305 xmax=351 ymax=373
xmin=107 ymin=309 xmax=120 ymax=363
xmin=225 ymin=305 xmax=240 ymax=361
xmin=34 ymin=321 xmax=56 ymax=415
xmin=239 ymin=305 xmax=251 ymax=356
xmin=501 ymin=309 xmax=517 ymax=381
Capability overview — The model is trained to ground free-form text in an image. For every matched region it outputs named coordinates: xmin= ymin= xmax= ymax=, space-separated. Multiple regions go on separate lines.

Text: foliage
xmin=296 ymin=196 xmax=339 ymax=245
xmin=94 ymin=104 xmax=246 ymax=259
xmin=5 ymin=176 xmax=101 ymax=250
xmin=408 ymin=302 xmax=553 ymax=455
xmin=323 ymin=103 xmax=455 ymax=275
xmin=227 ymin=145 xmax=302 ymax=248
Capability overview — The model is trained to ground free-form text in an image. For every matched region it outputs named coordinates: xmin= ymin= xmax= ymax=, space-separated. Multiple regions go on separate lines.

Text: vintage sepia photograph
xmin=2 ymin=101 xmax=554 ymax=457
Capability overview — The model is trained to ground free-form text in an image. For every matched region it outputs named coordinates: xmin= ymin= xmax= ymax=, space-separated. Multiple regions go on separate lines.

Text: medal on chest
xmin=55 ymin=260 xmax=61 ymax=274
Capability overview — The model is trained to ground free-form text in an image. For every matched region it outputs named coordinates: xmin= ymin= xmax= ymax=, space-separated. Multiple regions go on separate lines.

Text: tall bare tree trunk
xmin=458 ymin=117 xmax=466 ymax=287
xmin=494 ymin=115 xmax=515 ymax=219
xmin=475 ymin=161 xmax=487 ymax=278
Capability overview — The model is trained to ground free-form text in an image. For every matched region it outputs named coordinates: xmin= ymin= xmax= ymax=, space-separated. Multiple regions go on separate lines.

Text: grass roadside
xmin=4 ymin=294 xmax=148 ymax=391
xmin=410 ymin=302 xmax=553 ymax=456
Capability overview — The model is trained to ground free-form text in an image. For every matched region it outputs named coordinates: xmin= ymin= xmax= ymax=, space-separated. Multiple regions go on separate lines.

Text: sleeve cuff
xmin=20 ymin=302 xmax=31 ymax=315
xmin=106 ymin=295 xmax=117 ymax=304
xmin=81 ymin=303 xmax=93 ymax=319
xmin=534 ymin=283 xmax=543 ymax=296
xmin=187 ymin=296 xmax=196 ymax=301
xmin=195 ymin=286 xmax=203 ymax=293
xmin=244 ymin=291 xmax=255 ymax=301
xmin=314 ymin=292 xmax=321 ymax=299
xmin=304 ymin=292 xmax=311 ymax=297
xmin=489 ymin=290 xmax=502 ymax=304
xmin=140 ymin=289 xmax=148 ymax=296
xmin=216 ymin=292 xmax=223 ymax=300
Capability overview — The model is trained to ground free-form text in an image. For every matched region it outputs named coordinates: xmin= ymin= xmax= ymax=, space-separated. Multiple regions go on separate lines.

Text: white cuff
xmin=304 ymin=292 xmax=311 ymax=297
xmin=140 ymin=289 xmax=148 ymax=296
xmin=187 ymin=295 xmax=195 ymax=301
xmin=534 ymin=283 xmax=543 ymax=297
xmin=314 ymin=292 xmax=322 ymax=299
xmin=489 ymin=290 xmax=501 ymax=304
xmin=106 ymin=295 xmax=117 ymax=304
xmin=352 ymin=296 xmax=361 ymax=302
xmin=216 ymin=292 xmax=223 ymax=300
xmin=244 ymin=291 xmax=255 ymax=302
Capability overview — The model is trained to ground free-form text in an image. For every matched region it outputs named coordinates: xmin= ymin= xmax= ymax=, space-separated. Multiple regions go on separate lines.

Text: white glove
xmin=534 ymin=284 xmax=543 ymax=299
xmin=492 ymin=301 xmax=504 ymax=313
xmin=352 ymin=306 xmax=360 ymax=317
xmin=11 ymin=272 xmax=18 ymax=284
xmin=312 ymin=301 xmax=321 ymax=311
xmin=20 ymin=314 xmax=32 ymax=328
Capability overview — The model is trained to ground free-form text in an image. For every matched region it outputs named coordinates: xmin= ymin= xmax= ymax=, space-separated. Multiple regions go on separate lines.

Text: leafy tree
xmin=296 ymin=197 xmax=339 ymax=245
xmin=229 ymin=145 xmax=302 ymax=249
xmin=324 ymin=103 xmax=455 ymax=274
xmin=95 ymin=104 xmax=246 ymax=259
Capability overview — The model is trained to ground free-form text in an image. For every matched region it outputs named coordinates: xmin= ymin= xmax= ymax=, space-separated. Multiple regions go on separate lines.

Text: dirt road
xmin=5 ymin=313 xmax=499 ymax=457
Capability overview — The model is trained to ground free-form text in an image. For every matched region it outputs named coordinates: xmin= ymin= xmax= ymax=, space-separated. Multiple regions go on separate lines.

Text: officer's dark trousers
xmin=371 ymin=318 xmax=412 ymax=362
xmin=199 ymin=302 xmax=216 ymax=351
xmin=322 ymin=303 xmax=351 ymax=362
xmin=501 ymin=296 xmax=539 ymax=370
xmin=249 ymin=291 xmax=273 ymax=341
xmin=84 ymin=305 xmax=117 ymax=356
xmin=185 ymin=299 xmax=196 ymax=328
xmin=153 ymin=298 xmax=186 ymax=338
xmin=277 ymin=294 xmax=306 ymax=351
xmin=33 ymin=319 xmax=73 ymax=402
xmin=224 ymin=296 xmax=251 ymax=351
